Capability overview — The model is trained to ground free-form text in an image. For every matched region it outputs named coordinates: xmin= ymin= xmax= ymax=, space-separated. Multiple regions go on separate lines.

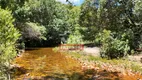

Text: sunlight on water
xmin=13 ymin=48 xmax=82 ymax=79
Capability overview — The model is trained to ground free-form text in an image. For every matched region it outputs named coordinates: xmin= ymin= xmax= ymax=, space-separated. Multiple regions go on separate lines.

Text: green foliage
xmin=0 ymin=8 xmax=20 ymax=79
xmin=67 ymin=28 xmax=84 ymax=44
xmin=67 ymin=6 xmax=84 ymax=44
xmin=12 ymin=0 xmax=73 ymax=46
xmin=22 ymin=22 xmax=46 ymax=40
xmin=0 ymin=0 xmax=141 ymax=58
xmin=133 ymin=0 xmax=142 ymax=49
xmin=80 ymin=0 xmax=142 ymax=56
xmin=0 ymin=0 xmax=27 ymax=10
xmin=67 ymin=6 xmax=81 ymax=31
xmin=96 ymin=29 xmax=130 ymax=59
xmin=79 ymin=0 xmax=99 ymax=41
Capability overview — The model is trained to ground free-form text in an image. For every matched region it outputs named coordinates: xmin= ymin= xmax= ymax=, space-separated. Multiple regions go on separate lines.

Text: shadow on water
xmin=84 ymin=43 xmax=101 ymax=47
xmin=25 ymin=48 xmax=40 ymax=51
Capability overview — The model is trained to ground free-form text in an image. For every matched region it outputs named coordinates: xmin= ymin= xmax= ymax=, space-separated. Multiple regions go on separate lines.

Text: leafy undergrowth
xmin=11 ymin=48 xmax=142 ymax=80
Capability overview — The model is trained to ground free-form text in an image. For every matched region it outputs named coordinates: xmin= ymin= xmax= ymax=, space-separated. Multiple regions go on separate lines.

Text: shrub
xmin=67 ymin=28 xmax=84 ymax=44
xmin=96 ymin=29 xmax=130 ymax=59
xmin=21 ymin=22 xmax=47 ymax=40
xmin=0 ymin=8 xmax=20 ymax=79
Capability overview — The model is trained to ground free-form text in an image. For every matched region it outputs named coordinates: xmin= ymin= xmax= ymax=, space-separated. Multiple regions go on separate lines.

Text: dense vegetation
xmin=80 ymin=0 xmax=142 ymax=58
xmin=0 ymin=7 xmax=20 ymax=79
xmin=0 ymin=0 xmax=142 ymax=79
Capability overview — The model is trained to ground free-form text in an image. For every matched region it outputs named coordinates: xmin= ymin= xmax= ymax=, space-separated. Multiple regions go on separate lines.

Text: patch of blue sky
xmin=57 ymin=0 xmax=84 ymax=6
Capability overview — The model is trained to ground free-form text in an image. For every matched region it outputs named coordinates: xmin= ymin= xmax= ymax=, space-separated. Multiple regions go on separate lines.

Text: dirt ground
xmin=83 ymin=47 xmax=100 ymax=57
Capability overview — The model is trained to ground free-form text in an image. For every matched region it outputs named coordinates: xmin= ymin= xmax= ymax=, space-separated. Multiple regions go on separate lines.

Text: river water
xmin=13 ymin=48 xmax=83 ymax=80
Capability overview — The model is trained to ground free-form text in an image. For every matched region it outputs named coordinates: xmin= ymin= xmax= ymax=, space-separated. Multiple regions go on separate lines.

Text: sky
xmin=57 ymin=0 xmax=84 ymax=6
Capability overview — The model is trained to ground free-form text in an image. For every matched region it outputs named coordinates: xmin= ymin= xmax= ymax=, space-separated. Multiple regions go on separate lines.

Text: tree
xmin=12 ymin=0 xmax=73 ymax=46
xmin=133 ymin=0 xmax=142 ymax=49
xmin=80 ymin=0 xmax=142 ymax=58
xmin=0 ymin=8 xmax=20 ymax=79
xmin=66 ymin=6 xmax=84 ymax=44
xmin=79 ymin=0 xmax=100 ymax=41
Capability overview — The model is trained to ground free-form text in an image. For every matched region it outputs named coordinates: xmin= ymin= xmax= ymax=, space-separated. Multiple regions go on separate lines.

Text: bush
xmin=0 ymin=8 xmax=20 ymax=79
xmin=96 ymin=29 xmax=130 ymax=59
xmin=21 ymin=22 xmax=47 ymax=40
xmin=67 ymin=28 xmax=84 ymax=44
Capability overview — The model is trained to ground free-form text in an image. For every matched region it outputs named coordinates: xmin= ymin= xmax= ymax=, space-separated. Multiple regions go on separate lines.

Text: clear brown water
xmin=12 ymin=48 xmax=142 ymax=80
xmin=13 ymin=48 xmax=83 ymax=79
